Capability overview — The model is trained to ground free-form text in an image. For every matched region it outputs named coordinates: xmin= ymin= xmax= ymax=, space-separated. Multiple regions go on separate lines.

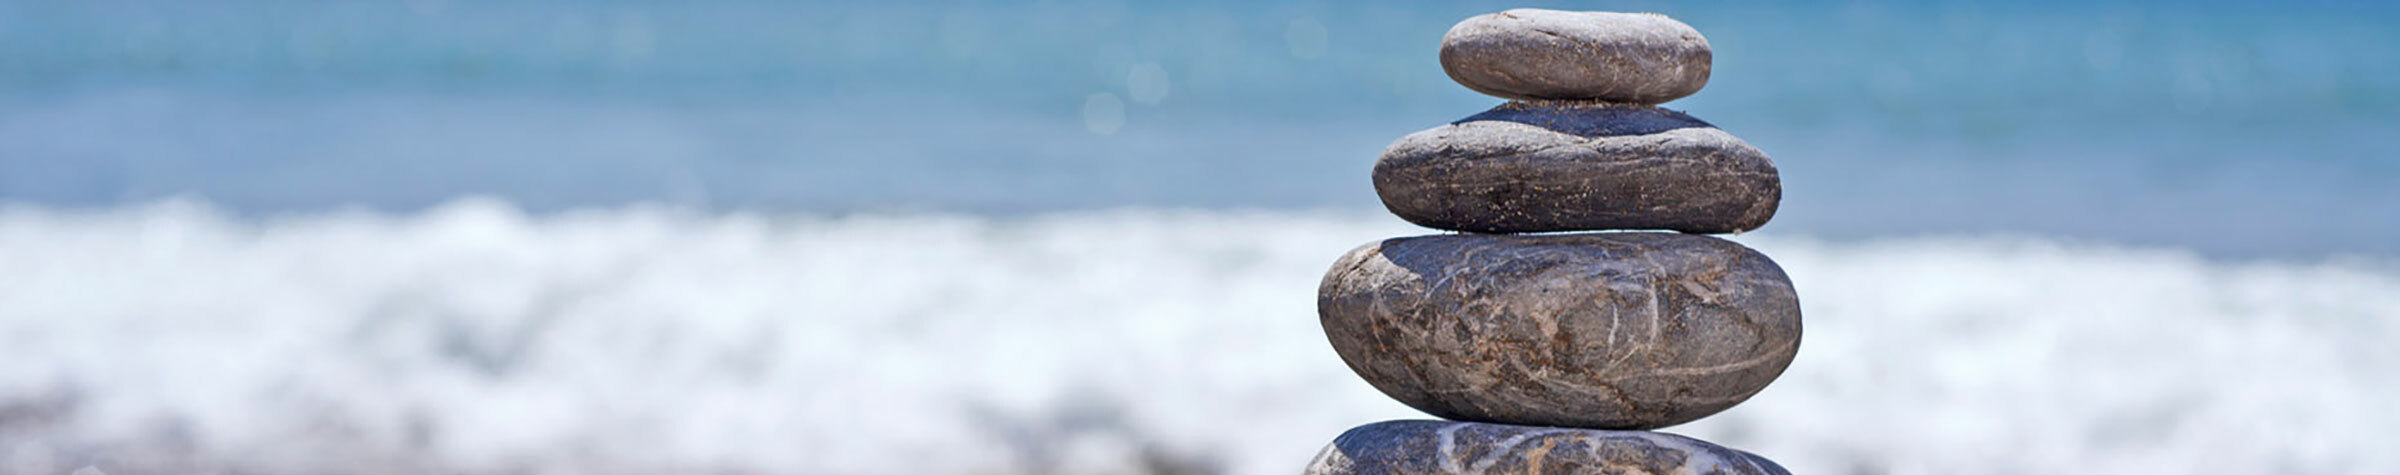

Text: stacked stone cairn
xmin=1305 ymin=9 xmax=1799 ymax=474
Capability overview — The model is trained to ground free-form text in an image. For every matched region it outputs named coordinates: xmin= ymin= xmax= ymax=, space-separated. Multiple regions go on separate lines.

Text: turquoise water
xmin=3 ymin=0 xmax=2396 ymax=256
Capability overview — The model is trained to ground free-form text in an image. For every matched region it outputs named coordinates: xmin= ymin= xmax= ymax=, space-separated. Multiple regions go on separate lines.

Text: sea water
xmin=3 ymin=0 xmax=2395 ymax=255
xmin=3 ymin=1 xmax=2398 ymax=473
xmin=2 ymin=201 xmax=2396 ymax=473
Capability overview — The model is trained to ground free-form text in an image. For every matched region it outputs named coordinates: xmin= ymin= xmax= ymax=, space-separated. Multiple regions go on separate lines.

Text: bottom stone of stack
xmin=1305 ymin=420 xmax=1787 ymax=475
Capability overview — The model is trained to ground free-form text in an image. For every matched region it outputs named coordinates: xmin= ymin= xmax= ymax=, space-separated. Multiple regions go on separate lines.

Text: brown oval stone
xmin=1440 ymin=9 xmax=1712 ymax=103
xmin=1318 ymin=232 xmax=1800 ymax=430
xmin=1306 ymin=420 xmax=1790 ymax=475
xmin=1373 ymin=102 xmax=1779 ymax=234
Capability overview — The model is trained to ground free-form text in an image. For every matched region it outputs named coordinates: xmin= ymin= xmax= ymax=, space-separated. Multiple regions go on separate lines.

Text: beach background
xmin=3 ymin=1 xmax=2397 ymax=473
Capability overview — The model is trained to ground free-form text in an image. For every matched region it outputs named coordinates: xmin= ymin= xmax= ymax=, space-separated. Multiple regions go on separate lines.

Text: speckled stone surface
xmin=1440 ymin=9 xmax=1712 ymax=103
xmin=1305 ymin=420 xmax=1790 ymax=475
xmin=1373 ymin=102 xmax=1779 ymax=234
xmin=1319 ymin=233 xmax=1800 ymax=430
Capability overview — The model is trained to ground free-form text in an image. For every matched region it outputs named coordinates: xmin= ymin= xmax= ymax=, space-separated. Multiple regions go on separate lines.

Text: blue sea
xmin=2 ymin=1 xmax=2398 ymax=474
xmin=6 ymin=0 xmax=2396 ymax=256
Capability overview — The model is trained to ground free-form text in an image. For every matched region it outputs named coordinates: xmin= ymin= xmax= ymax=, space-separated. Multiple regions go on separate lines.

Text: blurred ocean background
xmin=2 ymin=1 xmax=2397 ymax=474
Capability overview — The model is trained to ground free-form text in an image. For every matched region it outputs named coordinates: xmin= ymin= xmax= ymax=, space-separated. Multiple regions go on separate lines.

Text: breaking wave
xmin=1 ymin=199 xmax=2395 ymax=474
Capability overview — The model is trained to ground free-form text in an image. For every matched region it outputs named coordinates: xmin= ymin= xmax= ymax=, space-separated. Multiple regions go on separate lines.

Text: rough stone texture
xmin=1318 ymin=233 xmax=1799 ymax=430
xmin=1305 ymin=420 xmax=1789 ymax=475
xmin=1440 ymin=9 xmax=1712 ymax=103
xmin=1373 ymin=102 xmax=1779 ymax=234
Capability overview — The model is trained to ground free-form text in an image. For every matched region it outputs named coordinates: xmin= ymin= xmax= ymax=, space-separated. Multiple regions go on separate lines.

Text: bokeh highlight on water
xmin=2 ymin=0 xmax=2395 ymax=256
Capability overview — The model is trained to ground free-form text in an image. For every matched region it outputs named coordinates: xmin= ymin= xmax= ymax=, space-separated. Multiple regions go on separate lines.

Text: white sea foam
xmin=1 ymin=199 xmax=2395 ymax=474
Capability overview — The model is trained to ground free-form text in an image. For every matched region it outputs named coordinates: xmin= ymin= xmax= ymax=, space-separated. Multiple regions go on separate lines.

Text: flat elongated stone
xmin=1441 ymin=9 xmax=1711 ymax=103
xmin=1373 ymin=102 xmax=1779 ymax=234
xmin=1306 ymin=420 xmax=1789 ymax=475
xmin=1319 ymin=233 xmax=1799 ymax=430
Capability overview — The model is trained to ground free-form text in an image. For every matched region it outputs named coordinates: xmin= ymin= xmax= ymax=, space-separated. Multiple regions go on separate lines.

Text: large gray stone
xmin=1441 ymin=9 xmax=1712 ymax=103
xmin=1306 ymin=420 xmax=1789 ymax=475
xmin=1319 ymin=233 xmax=1800 ymax=430
xmin=1373 ymin=102 xmax=1779 ymax=234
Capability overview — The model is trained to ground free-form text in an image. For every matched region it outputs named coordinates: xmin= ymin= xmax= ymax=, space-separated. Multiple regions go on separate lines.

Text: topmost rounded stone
xmin=1440 ymin=9 xmax=1712 ymax=103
